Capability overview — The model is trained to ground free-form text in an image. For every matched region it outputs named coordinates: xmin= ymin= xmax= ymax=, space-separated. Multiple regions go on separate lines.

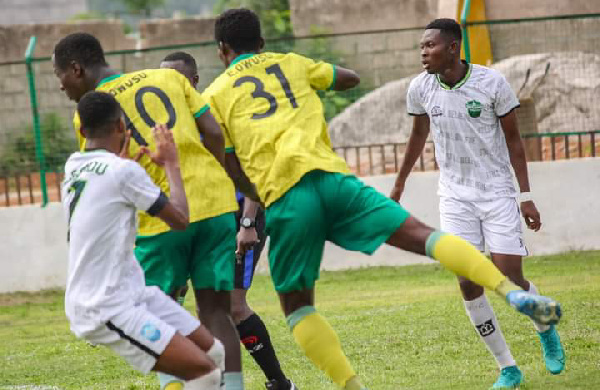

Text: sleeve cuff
xmin=193 ymin=104 xmax=210 ymax=118
xmin=146 ymin=191 xmax=168 ymax=216
xmin=408 ymin=112 xmax=427 ymax=117
xmin=327 ymin=64 xmax=337 ymax=91
xmin=497 ymin=104 xmax=520 ymax=118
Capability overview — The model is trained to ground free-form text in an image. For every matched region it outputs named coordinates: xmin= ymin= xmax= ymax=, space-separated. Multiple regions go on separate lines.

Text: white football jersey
xmin=407 ymin=64 xmax=520 ymax=200
xmin=61 ymin=150 xmax=165 ymax=335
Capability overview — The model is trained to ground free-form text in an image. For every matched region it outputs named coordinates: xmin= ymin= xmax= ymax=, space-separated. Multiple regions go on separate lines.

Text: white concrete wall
xmin=1 ymin=203 xmax=68 ymax=293
xmin=2 ymin=159 xmax=600 ymax=293
xmin=320 ymin=158 xmax=600 ymax=271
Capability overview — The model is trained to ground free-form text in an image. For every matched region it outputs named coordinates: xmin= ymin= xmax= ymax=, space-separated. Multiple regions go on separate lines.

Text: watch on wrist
xmin=240 ymin=217 xmax=256 ymax=228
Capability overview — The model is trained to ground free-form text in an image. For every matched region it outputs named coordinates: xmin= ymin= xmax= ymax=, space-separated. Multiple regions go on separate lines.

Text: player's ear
xmin=116 ymin=115 xmax=126 ymax=134
xmin=71 ymin=61 xmax=85 ymax=79
xmin=258 ymin=37 xmax=265 ymax=50
xmin=192 ymin=75 xmax=199 ymax=89
xmin=449 ymin=40 xmax=460 ymax=55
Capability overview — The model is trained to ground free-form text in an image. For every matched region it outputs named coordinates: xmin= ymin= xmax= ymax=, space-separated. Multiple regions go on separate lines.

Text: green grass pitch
xmin=1 ymin=251 xmax=599 ymax=389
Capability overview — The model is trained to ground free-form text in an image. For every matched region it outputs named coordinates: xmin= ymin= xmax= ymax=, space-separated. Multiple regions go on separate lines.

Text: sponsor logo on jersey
xmin=431 ymin=106 xmax=443 ymax=117
xmin=140 ymin=322 xmax=161 ymax=342
xmin=476 ymin=319 xmax=496 ymax=337
xmin=466 ymin=100 xmax=483 ymax=118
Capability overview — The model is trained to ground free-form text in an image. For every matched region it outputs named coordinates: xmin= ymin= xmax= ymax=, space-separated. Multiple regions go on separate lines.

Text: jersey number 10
xmin=234 ymin=64 xmax=298 ymax=120
xmin=123 ymin=86 xmax=177 ymax=147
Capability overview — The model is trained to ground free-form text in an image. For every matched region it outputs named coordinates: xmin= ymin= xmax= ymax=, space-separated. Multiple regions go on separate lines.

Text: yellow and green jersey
xmin=73 ymin=68 xmax=237 ymax=236
xmin=203 ymin=52 xmax=350 ymax=207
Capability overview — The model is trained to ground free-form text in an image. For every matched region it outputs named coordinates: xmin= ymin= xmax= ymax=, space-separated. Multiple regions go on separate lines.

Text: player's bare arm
xmin=195 ymin=111 xmax=226 ymax=168
xmin=224 ymin=152 xmax=260 ymax=202
xmin=148 ymin=123 xmax=190 ymax=231
xmin=500 ymin=110 xmax=542 ymax=231
xmin=390 ymin=114 xmax=431 ymax=201
xmin=237 ymin=198 xmax=260 ymax=257
xmin=331 ymin=66 xmax=360 ymax=91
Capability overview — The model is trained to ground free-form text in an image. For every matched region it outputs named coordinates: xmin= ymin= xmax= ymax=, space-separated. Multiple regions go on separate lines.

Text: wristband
xmin=519 ymin=192 xmax=533 ymax=203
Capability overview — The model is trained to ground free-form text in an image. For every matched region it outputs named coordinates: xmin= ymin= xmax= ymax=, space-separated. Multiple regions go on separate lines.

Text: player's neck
xmin=438 ymin=60 xmax=468 ymax=88
xmin=85 ymin=138 xmax=119 ymax=155
xmin=91 ymin=67 xmax=120 ymax=89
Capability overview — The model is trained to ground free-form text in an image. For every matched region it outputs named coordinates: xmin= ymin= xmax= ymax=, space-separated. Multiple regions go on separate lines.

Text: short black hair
xmin=77 ymin=91 xmax=122 ymax=139
xmin=162 ymin=51 xmax=198 ymax=72
xmin=215 ymin=8 xmax=262 ymax=53
xmin=54 ymin=32 xmax=107 ymax=70
xmin=425 ymin=18 xmax=462 ymax=42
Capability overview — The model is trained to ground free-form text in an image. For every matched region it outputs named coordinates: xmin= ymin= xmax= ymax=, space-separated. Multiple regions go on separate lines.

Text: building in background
xmin=0 ymin=0 xmax=216 ymax=26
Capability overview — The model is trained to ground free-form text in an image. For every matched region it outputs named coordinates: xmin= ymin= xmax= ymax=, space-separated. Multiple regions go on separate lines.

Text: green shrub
xmin=0 ymin=113 xmax=77 ymax=176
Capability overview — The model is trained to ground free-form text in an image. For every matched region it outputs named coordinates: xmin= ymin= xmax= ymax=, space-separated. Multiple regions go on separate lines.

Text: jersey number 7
xmin=66 ymin=180 xmax=87 ymax=241
xmin=234 ymin=64 xmax=298 ymax=119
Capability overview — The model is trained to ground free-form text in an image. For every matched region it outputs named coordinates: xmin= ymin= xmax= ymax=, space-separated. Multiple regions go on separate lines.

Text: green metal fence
xmin=1 ymin=13 xmax=599 ymax=206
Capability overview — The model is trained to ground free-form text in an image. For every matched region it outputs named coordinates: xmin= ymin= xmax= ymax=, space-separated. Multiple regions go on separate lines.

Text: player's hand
xmin=236 ymin=227 xmax=258 ymax=258
xmin=119 ymin=130 xmax=146 ymax=162
xmin=145 ymin=124 xmax=178 ymax=167
xmin=521 ymin=200 xmax=541 ymax=232
xmin=389 ymin=182 xmax=405 ymax=202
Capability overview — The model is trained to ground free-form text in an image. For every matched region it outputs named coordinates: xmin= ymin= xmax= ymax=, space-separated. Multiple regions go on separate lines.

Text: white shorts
xmin=78 ymin=286 xmax=200 ymax=374
xmin=439 ymin=196 xmax=528 ymax=256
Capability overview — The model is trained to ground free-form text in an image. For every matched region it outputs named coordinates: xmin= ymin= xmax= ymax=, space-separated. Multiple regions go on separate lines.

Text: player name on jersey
xmin=226 ymin=53 xmax=275 ymax=77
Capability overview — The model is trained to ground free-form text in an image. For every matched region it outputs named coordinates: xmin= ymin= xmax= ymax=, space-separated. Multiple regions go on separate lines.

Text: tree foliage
xmin=214 ymin=0 xmax=292 ymax=39
xmin=117 ymin=0 xmax=165 ymax=16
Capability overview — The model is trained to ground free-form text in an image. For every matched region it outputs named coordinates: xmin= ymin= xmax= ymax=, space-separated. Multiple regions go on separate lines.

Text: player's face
xmin=160 ymin=61 xmax=198 ymax=89
xmin=52 ymin=55 xmax=87 ymax=102
xmin=420 ymin=29 xmax=450 ymax=74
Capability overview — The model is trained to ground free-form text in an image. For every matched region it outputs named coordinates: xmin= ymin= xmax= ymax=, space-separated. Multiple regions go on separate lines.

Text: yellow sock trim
xmin=292 ymin=312 xmax=356 ymax=387
xmin=428 ymin=233 xmax=507 ymax=291
xmin=164 ymin=383 xmax=184 ymax=390
xmin=345 ymin=375 xmax=367 ymax=390
xmin=495 ymin=279 xmax=522 ymax=298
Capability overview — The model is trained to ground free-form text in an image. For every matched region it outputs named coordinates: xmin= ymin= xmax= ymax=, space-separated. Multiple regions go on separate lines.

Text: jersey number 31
xmin=234 ymin=64 xmax=298 ymax=119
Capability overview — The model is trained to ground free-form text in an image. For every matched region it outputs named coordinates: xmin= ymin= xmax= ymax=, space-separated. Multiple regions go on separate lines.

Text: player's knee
xmin=230 ymin=300 xmax=253 ymax=324
xmin=195 ymin=290 xmax=231 ymax=317
xmin=230 ymin=302 xmax=245 ymax=323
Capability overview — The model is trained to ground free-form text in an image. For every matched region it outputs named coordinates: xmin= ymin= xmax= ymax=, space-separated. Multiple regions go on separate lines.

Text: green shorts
xmin=265 ymin=170 xmax=410 ymax=293
xmin=134 ymin=212 xmax=236 ymax=294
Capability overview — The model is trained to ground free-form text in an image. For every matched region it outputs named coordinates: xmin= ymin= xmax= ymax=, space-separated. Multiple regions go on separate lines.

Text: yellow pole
xmin=457 ymin=0 xmax=493 ymax=66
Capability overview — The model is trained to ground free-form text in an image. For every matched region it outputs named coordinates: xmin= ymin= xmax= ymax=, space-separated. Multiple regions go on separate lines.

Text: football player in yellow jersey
xmin=204 ymin=9 xmax=562 ymax=390
xmin=160 ymin=51 xmax=297 ymax=390
xmin=53 ymin=33 xmax=244 ymax=390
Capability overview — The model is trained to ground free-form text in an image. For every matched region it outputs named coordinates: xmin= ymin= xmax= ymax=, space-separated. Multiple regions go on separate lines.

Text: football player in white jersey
xmin=62 ymin=91 xmax=225 ymax=389
xmin=391 ymin=18 xmax=565 ymax=389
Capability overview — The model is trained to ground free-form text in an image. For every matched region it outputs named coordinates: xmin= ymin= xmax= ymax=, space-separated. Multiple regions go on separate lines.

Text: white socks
xmin=464 ymin=294 xmax=516 ymax=369
xmin=207 ymin=338 xmax=226 ymax=371
xmin=527 ymin=282 xmax=551 ymax=333
xmin=185 ymin=369 xmax=222 ymax=390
